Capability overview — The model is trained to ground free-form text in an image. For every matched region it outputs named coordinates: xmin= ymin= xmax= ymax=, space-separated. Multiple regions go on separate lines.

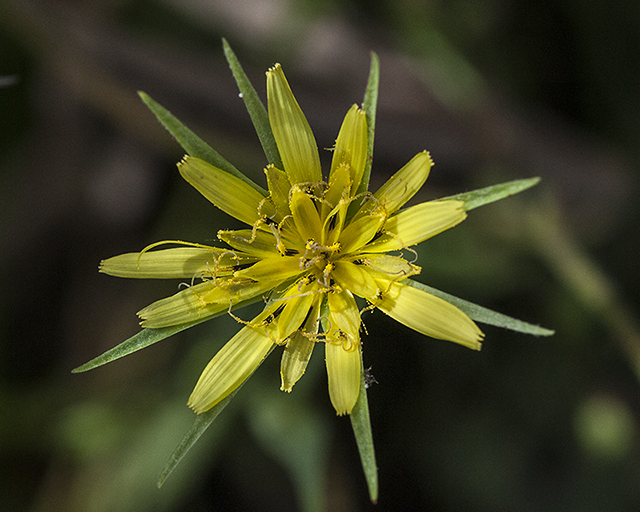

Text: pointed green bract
xmin=349 ymin=353 xmax=378 ymax=503
xmin=72 ymin=322 xmax=203 ymax=373
xmin=405 ymin=279 xmax=555 ymax=336
xmin=438 ymin=177 xmax=541 ymax=211
xmin=222 ymin=39 xmax=283 ymax=169
xmin=138 ymin=91 xmax=266 ymax=195
xmin=356 ymin=52 xmax=380 ymax=198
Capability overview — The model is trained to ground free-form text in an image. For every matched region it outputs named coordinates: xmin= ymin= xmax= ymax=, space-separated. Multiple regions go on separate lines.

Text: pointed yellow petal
xmin=357 ymin=254 xmax=420 ymax=279
xmin=328 ymin=289 xmax=361 ymax=341
xmin=267 ymin=64 xmax=322 ymax=185
xmin=138 ymin=281 xmax=228 ymax=328
xmin=332 ymin=261 xmax=379 ymax=301
xmin=330 ymin=105 xmax=368 ymax=194
xmin=338 ymin=209 xmax=386 ymax=254
xmin=280 ymin=299 xmax=321 ymax=391
xmin=99 ymin=247 xmax=247 ymax=279
xmin=354 ymin=151 xmax=433 ymax=222
xmin=233 ymin=255 xmax=304 ymax=282
xmin=365 ymin=200 xmax=466 ymax=252
xmin=265 ymin=164 xmax=292 ymax=219
xmin=178 ymin=156 xmax=269 ymax=225
xmin=277 ymin=282 xmax=319 ymax=340
xmin=188 ymin=321 xmax=275 ymax=413
xmin=373 ymin=151 xmax=432 ymax=214
xmin=375 ymin=281 xmax=484 ymax=350
xmin=325 ymin=339 xmax=361 ymax=416
xmin=290 ymin=186 xmax=323 ymax=242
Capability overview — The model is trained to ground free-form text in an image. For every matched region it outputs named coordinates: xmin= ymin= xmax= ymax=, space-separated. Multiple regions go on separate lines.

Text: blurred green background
xmin=1 ymin=0 xmax=639 ymax=511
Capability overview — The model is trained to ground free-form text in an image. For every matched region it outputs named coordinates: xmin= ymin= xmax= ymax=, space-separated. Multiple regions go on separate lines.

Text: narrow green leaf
xmin=157 ymin=387 xmax=238 ymax=488
xmin=349 ymin=352 xmax=378 ymax=503
xmin=438 ymin=177 xmax=541 ymax=211
xmin=356 ymin=52 xmax=380 ymax=197
xmin=405 ymin=279 xmax=555 ymax=336
xmin=138 ymin=91 xmax=266 ymax=195
xmin=222 ymin=38 xmax=283 ymax=169
xmin=73 ymin=295 xmax=266 ymax=373
xmin=72 ymin=322 xmax=202 ymax=373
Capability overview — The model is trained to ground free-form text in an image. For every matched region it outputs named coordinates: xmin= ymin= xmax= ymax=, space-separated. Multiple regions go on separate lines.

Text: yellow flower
xmin=100 ymin=63 xmax=483 ymax=416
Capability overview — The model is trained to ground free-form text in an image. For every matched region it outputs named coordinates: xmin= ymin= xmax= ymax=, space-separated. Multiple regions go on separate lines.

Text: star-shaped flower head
xmin=100 ymin=63 xmax=483 ymax=416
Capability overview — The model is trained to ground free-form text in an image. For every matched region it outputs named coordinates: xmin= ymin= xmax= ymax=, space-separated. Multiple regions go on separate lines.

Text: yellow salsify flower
xmin=100 ymin=63 xmax=483 ymax=416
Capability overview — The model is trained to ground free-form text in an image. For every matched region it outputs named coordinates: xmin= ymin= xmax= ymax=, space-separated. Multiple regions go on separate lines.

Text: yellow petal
xmin=364 ymin=200 xmax=466 ymax=252
xmin=324 ymin=161 xmax=352 ymax=210
xmin=138 ymin=280 xmax=228 ymax=328
xmin=280 ymin=299 xmax=321 ymax=392
xmin=277 ymin=282 xmax=319 ymax=340
xmin=375 ymin=281 xmax=484 ymax=350
xmin=233 ymin=255 xmax=304 ymax=282
xmin=331 ymin=261 xmax=379 ymax=301
xmin=330 ymin=104 xmax=368 ymax=194
xmin=328 ymin=289 xmax=361 ymax=342
xmin=325 ymin=338 xmax=361 ymax=415
xmin=267 ymin=64 xmax=322 ymax=185
xmin=188 ymin=320 xmax=275 ymax=413
xmin=338 ymin=209 xmax=386 ymax=254
xmin=290 ymin=186 xmax=323 ymax=242
xmin=373 ymin=151 xmax=432 ymax=214
xmin=99 ymin=247 xmax=247 ymax=279
xmin=178 ymin=156 xmax=269 ymax=226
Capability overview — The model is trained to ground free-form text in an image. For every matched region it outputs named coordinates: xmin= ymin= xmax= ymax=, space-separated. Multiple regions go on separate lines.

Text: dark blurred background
xmin=1 ymin=1 xmax=639 ymax=511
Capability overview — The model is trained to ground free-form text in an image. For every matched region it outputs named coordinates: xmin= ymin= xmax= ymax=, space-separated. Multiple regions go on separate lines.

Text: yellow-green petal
xmin=330 ymin=104 xmax=368 ymax=194
xmin=178 ymin=156 xmax=270 ymax=226
xmin=325 ymin=339 xmax=361 ymax=416
xmin=267 ymin=64 xmax=322 ymax=185
xmin=99 ymin=247 xmax=241 ymax=279
xmin=375 ymin=281 xmax=484 ymax=350
xmin=138 ymin=281 xmax=228 ymax=328
xmin=280 ymin=298 xmax=321 ymax=391
xmin=188 ymin=320 xmax=275 ymax=413
xmin=357 ymin=254 xmax=420 ymax=279
xmin=218 ymin=229 xmax=280 ymax=258
xmin=364 ymin=200 xmax=466 ymax=252
xmin=200 ymin=277 xmax=286 ymax=305
xmin=265 ymin=164 xmax=292 ymax=219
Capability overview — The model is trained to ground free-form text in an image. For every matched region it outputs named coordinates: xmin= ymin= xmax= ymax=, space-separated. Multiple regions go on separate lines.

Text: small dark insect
xmin=364 ymin=366 xmax=378 ymax=389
